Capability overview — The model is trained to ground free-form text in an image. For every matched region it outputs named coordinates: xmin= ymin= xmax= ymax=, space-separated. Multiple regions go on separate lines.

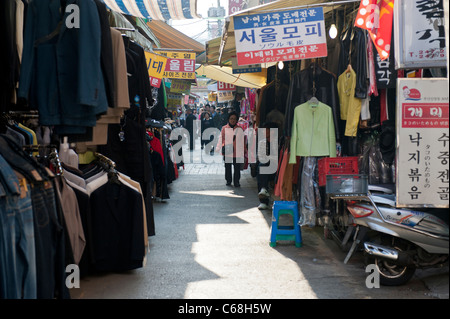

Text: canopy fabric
xmin=146 ymin=20 xmax=205 ymax=54
xmin=102 ymin=0 xmax=202 ymax=20
xmin=195 ymin=65 xmax=267 ymax=89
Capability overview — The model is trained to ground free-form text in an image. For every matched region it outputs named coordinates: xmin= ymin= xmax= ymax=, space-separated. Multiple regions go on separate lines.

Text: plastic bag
xmin=299 ymin=157 xmax=321 ymax=227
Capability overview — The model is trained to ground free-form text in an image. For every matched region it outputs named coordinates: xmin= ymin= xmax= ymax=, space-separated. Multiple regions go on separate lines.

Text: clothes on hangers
xmin=337 ymin=66 xmax=362 ymax=137
xmin=288 ymin=101 xmax=337 ymax=164
xmin=0 ymin=134 xmax=71 ymax=299
xmin=284 ymin=64 xmax=341 ymax=141
xmin=338 ymin=26 xmax=368 ymax=99
xmin=0 ymin=0 xmax=21 ymax=113
xmin=18 ymin=0 xmax=109 ymax=135
xmin=60 ymin=155 xmax=148 ymax=272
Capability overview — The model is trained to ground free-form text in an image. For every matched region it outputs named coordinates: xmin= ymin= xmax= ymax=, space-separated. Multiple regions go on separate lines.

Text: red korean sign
xmin=402 ymin=103 xmax=449 ymax=128
xmin=155 ymin=50 xmax=196 ymax=80
xmin=217 ymin=82 xmax=236 ymax=91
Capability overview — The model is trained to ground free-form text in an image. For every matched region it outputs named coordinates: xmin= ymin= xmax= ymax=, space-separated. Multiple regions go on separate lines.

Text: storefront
xmin=1 ymin=0 xmax=448 ymax=299
xmin=207 ymin=0 xmax=448 ymax=234
xmin=0 ymin=0 xmax=204 ymax=299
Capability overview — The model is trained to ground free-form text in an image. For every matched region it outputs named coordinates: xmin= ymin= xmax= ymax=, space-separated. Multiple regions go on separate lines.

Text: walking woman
xmin=217 ymin=112 xmax=247 ymax=187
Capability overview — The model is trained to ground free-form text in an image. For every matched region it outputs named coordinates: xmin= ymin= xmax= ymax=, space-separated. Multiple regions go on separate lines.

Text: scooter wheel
xmin=365 ymin=256 xmax=416 ymax=286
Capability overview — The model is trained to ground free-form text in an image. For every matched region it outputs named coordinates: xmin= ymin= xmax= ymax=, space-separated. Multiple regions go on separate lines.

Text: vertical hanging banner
xmin=355 ymin=0 xmax=394 ymax=60
xmin=155 ymin=50 xmax=196 ymax=80
xmin=396 ymin=78 xmax=449 ymax=208
xmin=233 ymin=7 xmax=327 ymax=65
xmin=145 ymin=52 xmax=167 ymax=88
xmin=394 ymin=0 xmax=447 ymax=68
xmin=229 ymin=0 xmax=244 ymax=15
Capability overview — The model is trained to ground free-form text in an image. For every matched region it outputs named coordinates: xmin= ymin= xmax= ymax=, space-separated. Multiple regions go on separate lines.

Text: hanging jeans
xmin=0 ymin=155 xmax=37 ymax=299
xmin=0 ymin=135 xmax=67 ymax=298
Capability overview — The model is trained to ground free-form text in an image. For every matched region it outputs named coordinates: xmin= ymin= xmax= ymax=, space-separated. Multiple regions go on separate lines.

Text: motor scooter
xmin=327 ymin=182 xmax=448 ymax=286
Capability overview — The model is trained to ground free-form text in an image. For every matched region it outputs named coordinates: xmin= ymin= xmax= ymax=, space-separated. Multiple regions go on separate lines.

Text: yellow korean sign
xmin=217 ymin=91 xmax=234 ymax=103
xmin=170 ymin=79 xmax=191 ymax=94
xmin=145 ymin=52 xmax=168 ymax=88
xmin=167 ymin=93 xmax=183 ymax=111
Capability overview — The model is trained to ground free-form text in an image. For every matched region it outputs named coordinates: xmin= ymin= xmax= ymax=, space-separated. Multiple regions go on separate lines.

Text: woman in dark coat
xmin=201 ymin=112 xmax=215 ymax=154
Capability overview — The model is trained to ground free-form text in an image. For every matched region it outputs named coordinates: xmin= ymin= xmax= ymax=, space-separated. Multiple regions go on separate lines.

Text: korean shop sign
xmin=231 ymin=58 xmax=262 ymax=74
xmin=217 ymin=82 xmax=236 ymax=91
xmin=394 ymin=0 xmax=447 ymax=69
xmin=396 ymin=78 xmax=449 ymax=208
xmin=156 ymin=50 xmax=196 ymax=80
xmin=233 ymin=7 xmax=327 ymax=66
xmin=167 ymin=93 xmax=183 ymax=111
xmin=170 ymin=79 xmax=191 ymax=94
xmin=145 ymin=52 xmax=167 ymax=88
xmin=217 ymin=91 xmax=234 ymax=103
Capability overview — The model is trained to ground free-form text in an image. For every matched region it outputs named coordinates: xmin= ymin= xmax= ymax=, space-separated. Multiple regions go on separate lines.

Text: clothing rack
xmin=94 ymin=152 xmax=116 ymax=169
xmin=23 ymin=144 xmax=63 ymax=175
xmin=114 ymin=27 xmax=136 ymax=32
xmin=94 ymin=152 xmax=121 ymax=184
xmin=7 ymin=110 xmax=39 ymax=118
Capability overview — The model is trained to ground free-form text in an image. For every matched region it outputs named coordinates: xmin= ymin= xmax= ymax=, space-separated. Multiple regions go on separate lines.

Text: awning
xmin=218 ymin=0 xmax=359 ymax=66
xmin=205 ymin=36 xmax=236 ymax=67
xmin=146 ymin=20 xmax=205 ymax=54
xmin=102 ymin=0 xmax=201 ymax=20
xmin=195 ymin=65 xmax=267 ymax=89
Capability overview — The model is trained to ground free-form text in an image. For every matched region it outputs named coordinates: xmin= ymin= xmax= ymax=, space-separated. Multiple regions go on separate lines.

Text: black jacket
xmin=338 ymin=26 xmax=368 ymax=99
xmin=90 ymin=181 xmax=145 ymax=271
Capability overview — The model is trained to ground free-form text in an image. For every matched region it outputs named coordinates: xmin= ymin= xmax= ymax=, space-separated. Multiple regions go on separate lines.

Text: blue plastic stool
xmin=270 ymin=201 xmax=302 ymax=247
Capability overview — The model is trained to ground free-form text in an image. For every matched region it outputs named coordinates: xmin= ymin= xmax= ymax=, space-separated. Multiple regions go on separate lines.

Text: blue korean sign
xmin=233 ymin=7 xmax=327 ymax=65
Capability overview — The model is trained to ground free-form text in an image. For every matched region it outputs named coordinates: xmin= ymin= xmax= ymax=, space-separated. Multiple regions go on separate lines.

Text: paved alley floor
xmin=71 ymin=139 xmax=448 ymax=300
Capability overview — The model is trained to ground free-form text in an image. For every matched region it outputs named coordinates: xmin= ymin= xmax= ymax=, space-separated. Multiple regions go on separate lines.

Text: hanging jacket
xmin=284 ymin=65 xmax=341 ymax=141
xmin=288 ymin=101 xmax=337 ymax=164
xmin=338 ymin=26 xmax=368 ymax=99
xmin=18 ymin=0 xmax=108 ymax=133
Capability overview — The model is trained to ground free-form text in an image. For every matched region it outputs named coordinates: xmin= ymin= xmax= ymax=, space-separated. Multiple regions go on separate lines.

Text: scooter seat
xmin=368 ymin=184 xmax=395 ymax=194
xmin=370 ymin=194 xmax=396 ymax=206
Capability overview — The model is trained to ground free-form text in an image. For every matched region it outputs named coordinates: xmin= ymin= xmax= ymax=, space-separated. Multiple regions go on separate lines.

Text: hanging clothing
xmin=0 ymin=134 xmax=70 ymax=299
xmin=18 ymin=0 xmax=109 ymax=134
xmin=338 ymin=26 xmax=368 ymax=99
xmin=53 ymin=176 xmax=86 ymax=265
xmin=89 ymin=181 xmax=145 ymax=271
xmin=61 ymin=158 xmax=149 ymax=271
xmin=284 ymin=65 xmax=341 ymax=141
xmin=289 ymin=101 xmax=337 ymax=164
xmin=0 ymin=0 xmax=20 ymax=113
xmin=123 ymin=37 xmax=153 ymax=112
xmin=337 ymin=68 xmax=362 ymax=137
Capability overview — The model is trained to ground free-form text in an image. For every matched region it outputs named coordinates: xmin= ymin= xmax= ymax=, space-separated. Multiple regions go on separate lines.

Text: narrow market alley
xmin=70 ymin=139 xmax=448 ymax=300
